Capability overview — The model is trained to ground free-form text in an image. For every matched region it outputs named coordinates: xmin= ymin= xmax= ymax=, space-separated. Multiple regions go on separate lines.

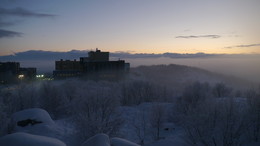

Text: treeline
xmin=0 ymin=78 xmax=259 ymax=145
xmin=172 ymin=82 xmax=260 ymax=146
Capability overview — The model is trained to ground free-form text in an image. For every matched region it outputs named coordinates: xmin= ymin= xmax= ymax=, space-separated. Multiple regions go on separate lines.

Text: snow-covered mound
xmin=0 ymin=132 xmax=66 ymax=146
xmin=11 ymin=108 xmax=63 ymax=138
xmin=81 ymin=134 xmax=141 ymax=146
xmin=12 ymin=108 xmax=54 ymax=130
xmin=111 ymin=137 xmax=140 ymax=146
xmin=12 ymin=108 xmax=54 ymax=124
xmin=144 ymin=138 xmax=188 ymax=146
xmin=81 ymin=133 xmax=110 ymax=146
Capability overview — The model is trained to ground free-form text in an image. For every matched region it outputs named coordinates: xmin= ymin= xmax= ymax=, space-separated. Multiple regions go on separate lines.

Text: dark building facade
xmin=0 ymin=62 xmax=36 ymax=84
xmin=53 ymin=49 xmax=130 ymax=79
xmin=20 ymin=68 xmax=37 ymax=80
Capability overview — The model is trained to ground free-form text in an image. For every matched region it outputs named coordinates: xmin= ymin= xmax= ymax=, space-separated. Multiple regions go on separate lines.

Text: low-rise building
xmin=0 ymin=62 xmax=36 ymax=84
xmin=53 ymin=49 xmax=130 ymax=80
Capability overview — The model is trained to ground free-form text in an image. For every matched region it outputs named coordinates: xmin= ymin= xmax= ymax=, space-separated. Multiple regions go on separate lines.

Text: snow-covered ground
xmin=1 ymin=63 xmax=260 ymax=146
xmin=10 ymin=108 xmax=70 ymax=141
xmin=2 ymin=106 xmax=177 ymax=146
xmin=1 ymin=98 xmax=259 ymax=146
xmin=81 ymin=134 xmax=110 ymax=146
xmin=0 ymin=132 xmax=66 ymax=146
xmin=0 ymin=102 xmax=192 ymax=146
xmin=0 ymin=89 xmax=259 ymax=146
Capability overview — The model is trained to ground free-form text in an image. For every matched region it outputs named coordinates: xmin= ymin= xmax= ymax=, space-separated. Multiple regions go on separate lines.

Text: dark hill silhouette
xmin=131 ymin=64 xmax=254 ymax=93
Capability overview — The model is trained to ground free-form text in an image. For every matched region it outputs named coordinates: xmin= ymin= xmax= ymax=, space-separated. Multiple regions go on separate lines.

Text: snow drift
xmin=10 ymin=108 xmax=64 ymax=139
xmin=0 ymin=132 xmax=66 ymax=146
xmin=111 ymin=137 xmax=140 ymax=146
xmin=81 ymin=133 xmax=110 ymax=146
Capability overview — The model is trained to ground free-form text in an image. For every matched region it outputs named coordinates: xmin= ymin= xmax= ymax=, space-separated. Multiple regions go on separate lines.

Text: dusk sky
xmin=0 ymin=0 xmax=260 ymax=56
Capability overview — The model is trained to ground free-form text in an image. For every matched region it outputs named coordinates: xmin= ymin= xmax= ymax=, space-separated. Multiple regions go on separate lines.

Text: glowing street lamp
xmin=18 ymin=74 xmax=24 ymax=79
xmin=36 ymin=74 xmax=44 ymax=78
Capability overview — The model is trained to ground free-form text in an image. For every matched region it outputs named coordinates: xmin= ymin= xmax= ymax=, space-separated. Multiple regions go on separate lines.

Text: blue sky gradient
xmin=0 ymin=0 xmax=260 ymax=55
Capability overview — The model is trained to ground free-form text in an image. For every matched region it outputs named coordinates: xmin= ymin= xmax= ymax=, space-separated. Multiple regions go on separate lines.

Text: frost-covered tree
xmin=212 ymin=82 xmax=232 ymax=98
xmin=38 ymin=82 xmax=64 ymax=119
xmin=131 ymin=108 xmax=148 ymax=145
xmin=120 ymin=80 xmax=169 ymax=106
xmin=172 ymin=82 xmax=249 ymax=146
xmin=0 ymin=100 xmax=9 ymax=136
xmin=216 ymin=98 xmax=248 ymax=146
xmin=246 ymin=87 xmax=260 ymax=142
xmin=150 ymin=104 xmax=166 ymax=140
xmin=74 ymin=86 xmax=122 ymax=141
xmin=121 ymin=81 xmax=155 ymax=105
xmin=176 ymin=81 xmax=212 ymax=114
xmin=14 ymin=83 xmax=38 ymax=111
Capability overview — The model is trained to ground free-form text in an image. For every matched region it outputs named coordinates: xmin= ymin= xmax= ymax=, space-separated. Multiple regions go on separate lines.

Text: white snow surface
xmin=119 ymin=102 xmax=176 ymax=143
xmin=81 ymin=134 xmax=141 ymax=146
xmin=0 ymin=132 xmax=66 ymax=146
xmin=11 ymin=108 xmax=67 ymax=141
xmin=12 ymin=108 xmax=54 ymax=126
xmin=81 ymin=133 xmax=110 ymax=146
xmin=111 ymin=137 xmax=140 ymax=146
xmin=11 ymin=108 xmax=55 ymax=134
xmin=6 ymin=104 xmax=187 ymax=146
xmin=144 ymin=138 xmax=188 ymax=146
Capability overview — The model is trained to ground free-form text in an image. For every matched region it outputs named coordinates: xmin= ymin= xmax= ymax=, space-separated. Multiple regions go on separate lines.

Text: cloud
xmin=176 ymin=35 xmax=221 ymax=39
xmin=0 ymin=29 xmax=22 ymax=38
xmin=0 ymin=21 xmax=14 ymax=27
xmin=225 ymin=44 xmax=260 ymax=49
xmin=1 ymin=50 xmax=259 ymax=62
xmin=0 ymin=19 xmax=15 ymax=27
xmin=0 ymin=7 xmax=55 ymax=17
xmin=163 ymin=52 xmax=216 ymax=58
xmin=0 ymin=50 xmax=91 ymax=60
xmin=0 ymin=7 xmax=55 ymax=39
xmin=0 ymin=50 xmax=219 ymax=61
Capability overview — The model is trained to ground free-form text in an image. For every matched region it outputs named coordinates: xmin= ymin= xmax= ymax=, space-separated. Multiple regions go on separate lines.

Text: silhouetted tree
xmin=212 ymin=82 xmax=232 ymax=98
xmin=74 ymin=87 xmax=122 ymax=141
xmin=150 ymin=104 xmax=166 ymax=140
xmin=131 ymin=108 xmax=148 ymax=145
xmin=246 ymin=87 xmax=260 ymax=142
xmin=172 ymin=82 xmax=248 ymax=146
xmin=38 ymin=82 xmax=64 ymax=119
xmin=177 ymin=81 xmax=212 ymax=114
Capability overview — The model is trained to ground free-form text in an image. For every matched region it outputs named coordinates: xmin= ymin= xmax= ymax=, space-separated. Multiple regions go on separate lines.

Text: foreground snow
xmin=5 ymin=105 xmax=189 ymax=146
xmin=0 ymin=132 xmax=66 ymax=146
xmin=11 ymin=108 xmax=69 ymax=141
xmin=0 ymin=131 xmax=141 ymax=146
xmin=81 ymin=134 xmax=141 ymax=146
xmin=5 ymin=108 xmax=142 ymax=146
xmin=81 ymin=134 xmax=110 ymax=146
xmin=11 ymin=108 xmax=56 ymax=134
xmin=12 ymin=108 xmax=54 ymax=126
xmin=4 ymin=102 xmax=258 ymax=146
xmin=144 ymin=138 xmax=188 ymax=146
xmin=111 ymin=137 xmax=140 ymax=146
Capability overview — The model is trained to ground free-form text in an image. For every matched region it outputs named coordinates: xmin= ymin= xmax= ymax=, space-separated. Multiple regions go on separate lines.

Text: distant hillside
xmin=130 ymin=64 xmax=255 ymax=92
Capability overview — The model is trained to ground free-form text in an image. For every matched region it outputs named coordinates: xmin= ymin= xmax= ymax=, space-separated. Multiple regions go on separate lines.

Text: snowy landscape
xmin=0 ymin=64 xmax=259 ymax=146
xmin=1 ymin=0 xmax=260 ymax=145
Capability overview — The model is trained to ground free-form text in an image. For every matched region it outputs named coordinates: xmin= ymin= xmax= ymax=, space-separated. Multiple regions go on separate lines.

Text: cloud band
xmin=225 ymin=44 xmax=260 ymax=49
xmin=176 ymin=35 xmax=221 ymax=39
xmin=0 ymin=7 xmax=55 ymax=17
xmin=0 ymin=29 xmax=22 ymax=38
